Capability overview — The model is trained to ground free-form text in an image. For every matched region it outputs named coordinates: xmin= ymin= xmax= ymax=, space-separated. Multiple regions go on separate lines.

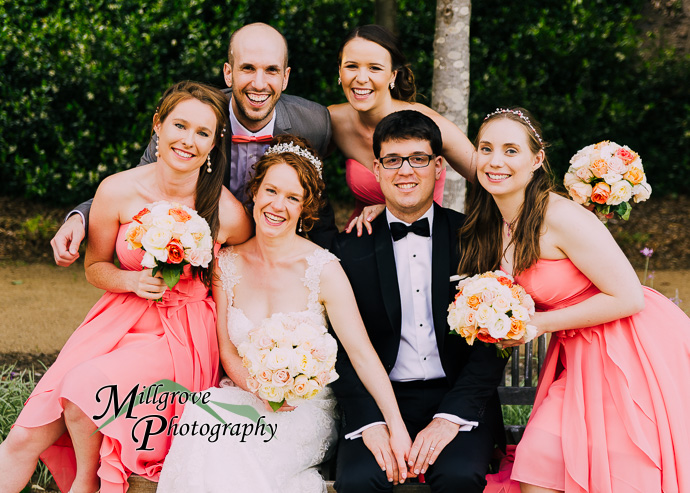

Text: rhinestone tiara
xmin=265 ymin=142 xmax=323 ymax=178
xmin=484 ymin=108 xmax=544 ymax=147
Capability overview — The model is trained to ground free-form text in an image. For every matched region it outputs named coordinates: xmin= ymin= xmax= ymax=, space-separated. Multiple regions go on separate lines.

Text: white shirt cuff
xmin=433 ymin=413 xmax=478 ymax=431
xmin=66 ymin=210 xmax=85 ymax=226
xmin=345 ymin=421 xmax=387 ymax=440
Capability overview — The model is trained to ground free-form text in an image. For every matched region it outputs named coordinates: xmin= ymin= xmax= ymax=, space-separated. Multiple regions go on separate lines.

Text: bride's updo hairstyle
xmin=338 ymin=25 xmax=416 ymax=103
xmin=457 ymin=107 xmax=557 ymax=277
xmin=153 ymin=81 xmax=229 ymax=287
xmin=245 ymin=135 xmax=325 ymax=235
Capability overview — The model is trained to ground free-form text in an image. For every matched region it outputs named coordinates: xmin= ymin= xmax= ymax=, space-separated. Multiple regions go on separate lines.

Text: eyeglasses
xmin=378 ymin=154 xmax=435 ymax=169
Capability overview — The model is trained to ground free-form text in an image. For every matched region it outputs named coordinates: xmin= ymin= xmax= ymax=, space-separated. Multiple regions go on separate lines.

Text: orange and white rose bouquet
xmin=238 ymin=313 xmax=339 ymax=411
xmin=125 ymin=201 xmax=213 ymax=289
xmin=448 ymin=271 xmax=537 ymax=357
xmin=564 ymin=140 xmax=651 ymax=221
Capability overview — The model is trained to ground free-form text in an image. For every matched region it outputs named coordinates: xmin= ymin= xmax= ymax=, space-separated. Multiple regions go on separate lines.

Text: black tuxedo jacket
xmin=331 ymin=203 xmax=507 ymax=448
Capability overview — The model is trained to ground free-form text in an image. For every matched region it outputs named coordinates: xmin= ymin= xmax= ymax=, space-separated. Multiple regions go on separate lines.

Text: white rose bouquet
xmin=564 ymin=140 xmax=651 ymax=221
xmin=448 ymin=271 xmax=537 ymax=358
xmin=124 ymin=201 xmax=213 ymax=289
xmin=238 ymin=313 xmax=339 ymax=410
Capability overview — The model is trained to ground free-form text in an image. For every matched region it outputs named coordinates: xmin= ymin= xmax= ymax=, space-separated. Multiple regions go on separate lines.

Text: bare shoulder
xmin=94 ymin=166 xmax=148 ymax=203
xmin=219 ymin=187 xmax=245 ymax=219
xmin=545 ymin=193 xmax=603 ymax=234
xmin=218 ymin=187 xmax=251 ymax=244
xmin=328 ymin=103 xmax=351 ymax=123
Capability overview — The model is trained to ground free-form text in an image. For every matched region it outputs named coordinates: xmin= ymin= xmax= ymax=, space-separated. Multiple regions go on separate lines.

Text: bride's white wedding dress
xmin=157 ymin=247 xmax=339 ymax=493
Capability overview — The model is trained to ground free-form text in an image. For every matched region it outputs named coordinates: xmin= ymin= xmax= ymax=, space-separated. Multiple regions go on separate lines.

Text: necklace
xmin=502 ymin=217 xmax=516 ymax=237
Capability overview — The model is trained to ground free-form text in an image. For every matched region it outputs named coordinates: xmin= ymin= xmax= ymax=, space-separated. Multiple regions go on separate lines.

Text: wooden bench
xmin=127 ymin=336 xmax=547 ymax=492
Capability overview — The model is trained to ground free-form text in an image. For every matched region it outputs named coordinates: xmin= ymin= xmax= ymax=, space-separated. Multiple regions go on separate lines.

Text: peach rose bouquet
xmin=125 ymin=201 xmax=213 ymax=289
xmin=238 ymin=312 xmax=339 ymax=411
xmin=564 ymin=141 xmax=651 ymax=221
xmin=447 ymin=271 xmax=537 ymax=357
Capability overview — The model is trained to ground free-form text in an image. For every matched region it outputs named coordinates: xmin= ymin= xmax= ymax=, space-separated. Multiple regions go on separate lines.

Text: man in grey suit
xmin=51 ymin=23 xmax=336 ymax=265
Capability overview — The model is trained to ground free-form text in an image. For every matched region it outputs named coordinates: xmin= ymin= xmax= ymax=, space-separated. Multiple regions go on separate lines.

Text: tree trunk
xmin=431 ymin=0 xmax=471 ymax=212
xmin=375 ymin=0 xmax=398 ymax=35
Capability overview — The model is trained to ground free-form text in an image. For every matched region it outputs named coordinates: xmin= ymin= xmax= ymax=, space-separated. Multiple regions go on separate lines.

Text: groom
xmin=331 ymin=110 xmax=507 ymax=493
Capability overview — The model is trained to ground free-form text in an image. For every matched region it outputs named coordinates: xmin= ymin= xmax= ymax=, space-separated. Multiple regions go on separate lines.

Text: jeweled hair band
xmin=265 ymin=142 xmax=323 ymax=178
xmin=484 ymin=108 xmax=544 ymax=148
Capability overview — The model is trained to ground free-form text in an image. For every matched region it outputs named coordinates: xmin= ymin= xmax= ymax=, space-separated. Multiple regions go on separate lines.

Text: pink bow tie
xmin=231 ymin=134 xmax=273 ymax=144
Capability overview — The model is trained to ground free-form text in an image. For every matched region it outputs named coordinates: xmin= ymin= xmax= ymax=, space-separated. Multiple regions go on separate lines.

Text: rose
xmin=475 ymin=303 xmax=497 ymax=327
xmin=302 ymin=379 xmax=322 ymax=400
xmin=506 ymin=318 xmax=526 ymax=340
xmin=246 ymin=377 xmax=260 ymax=393
xmin=575 ymin=166 xmax=595 ymax=182
xmin=606 ymin=180 xmax=633 ymax=206
xmin=590 ymin=182 xmax=611 ymax=204
xmin=256 ymin=369 xmax=273 ymax=384
xmin=564 ymin=171 xmax=581 ymax=189
xmin=602 ymin=172 xmax=623 ymax=185
xmin=271 ymin=369 xmax=293 ymax=387
xmin=292 ymin=374 xmax=310 ymax=396
xmin=141 ymin=227 xmax=173 ymax=251
xmin=615 ymin=147 xmax=637 ymax=164
xmin=491 ymin=296 xmax=511 ymax=313
xmin=152 ymin=215 xmax=176 ymax=231
xmin=290 ymin=349 xmax=317 ymax=376
xmin=476 ymin=328 xmax=500 ymax=344
xmin=623 ymin=166 xmax=645 ymax=185
xmin=496 ymin=276 xmax=513 ymax=287
xmin=466 ymin=294 xmax=482 ymax=309
xmin=632 ymin=182 xmax=652 ymax=203
xmin=607 ymin=156 xmax=627 ymax=175
xmin=259 ymin=384 xmax=285 ymax=404
xmin=510 ymin=305 xmax=530 ymax=321
xmin=141 ymin=252 xmax=157 ymax=269
xmin=463 ymin=310 xmax=477 ymax=328
xmin=447 ymin=305 xmax=463 ymax=329
xmin=589 ymin=159 xmax=608 ymax=178
xmin=132 ymin=208 xmax=151 ymax=224
xmin=487 ymin=313 xmax=512 ymax=339
xmin=186 ymin=248 xmax=212 ymax=268
xmin=165 ymin=239 xmax=185 ymax=264
xmin=169 ymin=207 xmax=192 ymax=223
xmin=265 ymin=347 xmax=293 ymax=371
xmin=568 ymin=182 xmax=593 ymax=205
xmin=311 ymin=334 xmax=337 ymax=362
xmin=125 ymin=224 xmax=146 ymax=249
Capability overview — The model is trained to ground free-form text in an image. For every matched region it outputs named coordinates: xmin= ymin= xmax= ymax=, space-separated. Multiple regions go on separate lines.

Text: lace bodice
xmin=216 ymin=246 xmax=337 ymax=347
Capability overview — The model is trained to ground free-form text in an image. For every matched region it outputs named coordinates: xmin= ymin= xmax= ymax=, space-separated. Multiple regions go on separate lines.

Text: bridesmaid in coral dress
xmin=0 ymin=81 xmax=252 ymax=493
xmin=457 ymin=107 xmax=690 ymax=493
xmin=328 ymin=25 xmax=475 ymax=229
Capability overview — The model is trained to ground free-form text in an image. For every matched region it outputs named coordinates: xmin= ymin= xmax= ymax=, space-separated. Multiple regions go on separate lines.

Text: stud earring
xmin=337 ymin=77 xmax=341 ymax=86
xmin=389 ymin=81 xmax=395 ymax=90
xmin=298 ymin=218 xmax=303 ymax=233
xmin=206 ymin=154 xmax=212 ymax=173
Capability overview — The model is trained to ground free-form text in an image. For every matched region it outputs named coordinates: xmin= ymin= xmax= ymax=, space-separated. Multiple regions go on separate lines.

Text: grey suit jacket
xmin=72 ymin=91 xmax=336 ymax=247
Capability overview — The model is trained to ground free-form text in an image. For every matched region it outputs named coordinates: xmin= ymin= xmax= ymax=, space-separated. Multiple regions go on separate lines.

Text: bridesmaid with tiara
xmin=462 ymin=107 xmax=690 ymax=493
xmin=328 ymin=24 xmax=476 ymax=230
xmin=0 ymin=81 xmax=252 ymax=493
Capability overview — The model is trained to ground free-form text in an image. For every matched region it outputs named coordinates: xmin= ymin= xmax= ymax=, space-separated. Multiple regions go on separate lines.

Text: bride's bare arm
xmin=320 ymin=260 xmax=411 ymax=479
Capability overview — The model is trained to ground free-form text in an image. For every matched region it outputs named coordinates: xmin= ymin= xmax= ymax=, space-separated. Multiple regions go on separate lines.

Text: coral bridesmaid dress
xmin=508 ymin=259 xmax=690 ymax=492
xmin=15 ymin=225 xmax=220 ymax=493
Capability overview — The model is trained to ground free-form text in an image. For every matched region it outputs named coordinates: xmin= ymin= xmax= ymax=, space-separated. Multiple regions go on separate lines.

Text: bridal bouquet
xmin=447 ymin=271 xmax=537 ymax=357
xmin=564 ymin=141 xmax=651 ymax=221
xmin=125 ymin=201 xmax=213 ymax=289
xmin=238 ymin=313 xmax=339 ymax=410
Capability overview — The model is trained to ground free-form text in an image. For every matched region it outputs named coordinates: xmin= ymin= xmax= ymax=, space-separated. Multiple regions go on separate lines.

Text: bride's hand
xmin=498 ymin=312 xmax=549 ymax=349
xmin=389 ymin=426 xmax=413 ymax=482
xmin=345 ymin=204 xmax=385 ymax=236
xmin=261 ymin=399 xmax=296 ymax=413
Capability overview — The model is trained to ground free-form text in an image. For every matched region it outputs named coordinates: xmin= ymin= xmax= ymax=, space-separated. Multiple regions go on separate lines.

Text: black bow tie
xmin=389 ymin=218 xmax=430 ymax=241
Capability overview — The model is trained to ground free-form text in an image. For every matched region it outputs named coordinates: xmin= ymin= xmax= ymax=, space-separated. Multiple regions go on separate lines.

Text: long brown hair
xmin=338 ymin=25 xmax=416 ymax=103
xmin=457 ymin=107 xmax=556 ymax=276
xmin=153 ymin=81 xmax=229 ymax=287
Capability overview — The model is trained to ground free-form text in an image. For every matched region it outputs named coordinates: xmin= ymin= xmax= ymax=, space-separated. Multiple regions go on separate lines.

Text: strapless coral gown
xmin=15 ymin=225 xmax=220 ymax=493
xmin=345 ymin=159 xmax=446 ymax=222
xmin=508 ymin=259 xmax=690 ymax=492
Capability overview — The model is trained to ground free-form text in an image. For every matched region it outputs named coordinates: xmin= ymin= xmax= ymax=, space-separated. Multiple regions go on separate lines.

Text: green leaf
xmin=211 ymin=401 xmax=266 ymax=423
xmin=616 ymin=202 xmax=632 ymax=220
xmin=268 ymin=399 xmax=285 ymax=412
xmin=161 ymin=264 xmax=183 ymax=289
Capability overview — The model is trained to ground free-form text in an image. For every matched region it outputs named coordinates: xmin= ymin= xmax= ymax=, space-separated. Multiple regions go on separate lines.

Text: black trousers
xmin=334 ymin=379 xmax=495 ymax=493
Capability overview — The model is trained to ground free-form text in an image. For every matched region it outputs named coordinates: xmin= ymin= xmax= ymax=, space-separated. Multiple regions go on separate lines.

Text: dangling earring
xmin=206 ymin=154 xmax=212 ymax=173
xmin=337 ymin=77 xmax=341 ymax=86
xmin=298 ymin=218 xmax=303 ymax=233
xmin=389 ymin=81 xmax=395 ymax=90
xmin=155 ymin=139 xmax=160 ymax=158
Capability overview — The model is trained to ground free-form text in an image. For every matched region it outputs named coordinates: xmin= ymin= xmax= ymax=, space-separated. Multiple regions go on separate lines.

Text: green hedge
xmin=1 ymin=0 xmax=688 ymax=205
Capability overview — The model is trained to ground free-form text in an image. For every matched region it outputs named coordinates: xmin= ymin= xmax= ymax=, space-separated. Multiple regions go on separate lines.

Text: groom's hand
xmin=407 ymin=417 xmax=460 ymax=476
xmin=362 ymin=424 xmax=405 ymax=485
xmin=51 ymin=214 xmax=85 ymax=266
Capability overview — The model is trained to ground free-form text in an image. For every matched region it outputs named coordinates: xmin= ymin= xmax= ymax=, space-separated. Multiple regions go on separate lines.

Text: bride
xmin=158 ymin=135 xmax=411 ymax=492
